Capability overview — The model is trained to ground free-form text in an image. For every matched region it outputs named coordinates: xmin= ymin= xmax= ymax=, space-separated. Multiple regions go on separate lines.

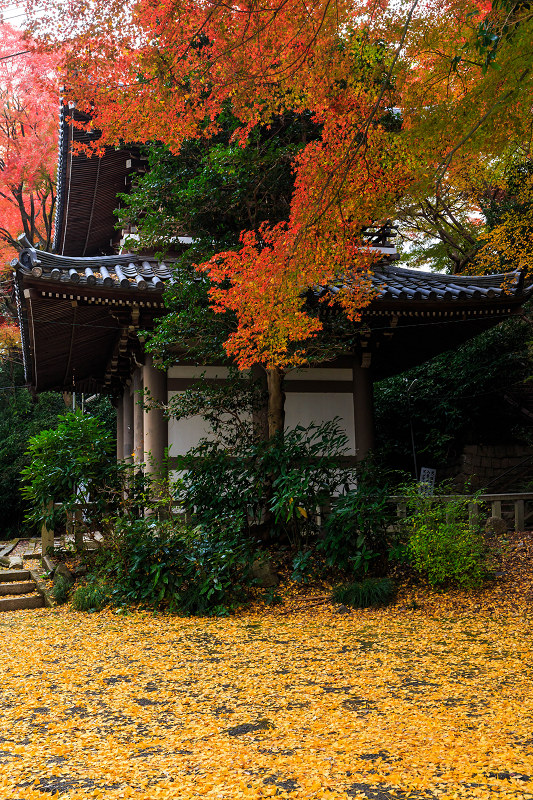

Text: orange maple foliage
xmin=17 ymin=0 xmax=533 ymax=363
xmin=19 ymin=0 xmax=421 ymax=371
xmin=0 ymin=319 xmax=21 ymax=351
xmin=0 ymin=24 xmax=57 ymax=271
xmin=469 ymin=171 xmax=533 ymax=283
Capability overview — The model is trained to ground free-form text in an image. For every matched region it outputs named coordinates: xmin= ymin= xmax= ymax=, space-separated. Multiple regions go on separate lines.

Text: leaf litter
xmin=0 ymin=533 xmax=532 ymax=799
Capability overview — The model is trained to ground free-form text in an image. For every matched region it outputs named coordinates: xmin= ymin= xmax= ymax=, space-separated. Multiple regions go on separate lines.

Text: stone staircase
xmin=0 ymin=569 xmax=45 ymax=611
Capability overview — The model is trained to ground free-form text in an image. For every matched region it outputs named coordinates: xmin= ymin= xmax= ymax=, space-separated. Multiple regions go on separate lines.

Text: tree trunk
xmin=251 ymin=364 xmax=269 ymax=442
xmin=266 ymin=367 xmax=285 ymax=439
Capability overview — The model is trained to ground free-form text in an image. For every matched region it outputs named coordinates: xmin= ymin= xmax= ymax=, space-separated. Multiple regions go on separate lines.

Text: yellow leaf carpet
xmin=0 ymin=581 xmax=532 ymax=800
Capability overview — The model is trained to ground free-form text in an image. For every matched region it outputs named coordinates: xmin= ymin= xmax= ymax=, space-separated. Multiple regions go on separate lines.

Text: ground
xmin=0 ymin=534 xmax=532 ymax=799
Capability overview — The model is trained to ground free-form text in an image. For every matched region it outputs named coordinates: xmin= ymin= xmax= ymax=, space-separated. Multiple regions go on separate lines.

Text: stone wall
xmin=447 ymin=444 xmax=533 ymax=492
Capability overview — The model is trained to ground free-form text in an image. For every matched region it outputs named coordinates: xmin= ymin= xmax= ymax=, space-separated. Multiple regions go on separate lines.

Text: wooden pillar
xmin=143 ymin=355 xmax=168 ymax=474
xmin=116 ymin=395 xmax=124 ymax=462
xmin=74 ymin=508 xmax=84 ymax=550
xmin=123 ymin=385 xmax=134 ymax=463
xmin=353 ymin=360 xmax=375 ymax=462
xmin=133 ymin=368 xmax=144 ymax=466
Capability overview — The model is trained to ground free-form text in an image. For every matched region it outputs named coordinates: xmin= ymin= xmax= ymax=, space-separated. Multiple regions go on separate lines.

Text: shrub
xmin=51 ymin=575 xmax=72 ymax=605
xmin=21 ymin=410 xmax=118 ymax=536
xmin=291 ymin=548 xmax=322 ymax=584
xmin=95 ymin=517 xmax=254 ymax=615
xmin=402 ymin=485 xmax=488 ymax=588
xmin=72 ymin=583 xmax=108 ymax=612
xmin=332 ymin=577 xmax=396 ymax=608
xmin=177 ymin=420 xmax=354 ymax=546
xmin=319 ymin=462 xmax=396 ymax=576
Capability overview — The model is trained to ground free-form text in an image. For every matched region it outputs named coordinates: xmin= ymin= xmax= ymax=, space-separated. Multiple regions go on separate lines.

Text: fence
xmin=390 ymin=492 xmax=533 ymax=532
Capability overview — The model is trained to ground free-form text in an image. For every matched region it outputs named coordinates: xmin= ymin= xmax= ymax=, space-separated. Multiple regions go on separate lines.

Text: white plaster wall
xmin=167 ymin=364 xmax=355 ymax=456
xmin=167 ymin=394 xmax=213 ymax=456
xmin=167 ymin=366 xmax=253 ymax=456
xmin=167 ymin=366 xmax=229 ymax=455
xmin=284 ymin=392 xmax=355 ymax=455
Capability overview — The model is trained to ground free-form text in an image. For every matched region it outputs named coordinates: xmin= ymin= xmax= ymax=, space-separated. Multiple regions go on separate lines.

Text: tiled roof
xmin=17 ymin=246 xmax=531 ymax=304
xmin=52 ymin=104 xmax=134 ymax=257
xmin=371 ymin=263 xmax=527 ymax=303
xmin=17 ymin=248 xmax=170 ymax=292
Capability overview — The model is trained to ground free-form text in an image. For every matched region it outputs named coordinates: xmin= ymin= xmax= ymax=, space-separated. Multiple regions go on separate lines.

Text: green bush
xmin=177 ymin=420 xmax=354 ymax=546
xmin=0 ymin=365 xmax=65 ymax=535
xmin=94 ymin=517 xmax=254 ymax=615
xmin=402 ymin=485 xmax=488 ymax=588
xmin=21 ymin=410 xmax=119 ymax=536
xmin=51 ymin=575 xmax=72 ymax=605
xmin=318 ymin=461 xmax=397 ymax=576
xmin=291 ymin=548 xmax=322 ymax=584
xmin=71 ymin=583 xmax=108 ymax=612
xmin=332 ymin=577 xmax=396 ymax=608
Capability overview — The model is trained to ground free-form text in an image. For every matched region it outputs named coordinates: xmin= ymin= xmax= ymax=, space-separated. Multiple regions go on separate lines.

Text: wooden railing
xmin=390 ymin=493 xmax=533 ymax=532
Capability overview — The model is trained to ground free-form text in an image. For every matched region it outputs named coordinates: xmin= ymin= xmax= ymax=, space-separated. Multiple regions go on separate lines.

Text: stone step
xmin=0 ymin=581 xmax=37 ymax=596
xmin=0 ymin=594 xmax=44 ymax=612
xmin=0 ymin=569 xmax=31 ymax=582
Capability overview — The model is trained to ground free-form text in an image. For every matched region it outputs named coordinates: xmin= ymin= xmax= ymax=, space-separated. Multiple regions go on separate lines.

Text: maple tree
xmin=0 ymin=24 xmax=57 ymax=263
xmin=20 ymin=2 xmax=417 ymax=435
xmin=120 ymin=119 xmax=387 ymax=436
xmin=472 ymin=160 xmax=533 ymax=281
xmin=15 ymin=0 xmax=533 ymax=429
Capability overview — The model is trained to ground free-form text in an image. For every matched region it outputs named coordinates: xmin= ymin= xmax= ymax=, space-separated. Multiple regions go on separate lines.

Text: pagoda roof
xmin=18 ymin=246 xmax=528 ymax=302
xmin=53 ymin=105 xmax=135 ymax=257
xmin=14 ymin=247 xmax=533 ymax=394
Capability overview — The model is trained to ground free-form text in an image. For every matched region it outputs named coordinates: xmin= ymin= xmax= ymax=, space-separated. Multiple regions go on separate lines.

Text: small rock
xmin=494 ymin=570 xmax=505 ymax=578
xmin=73 ymin=565 xmax=87 ymax=578
xmin=8 ymin=556 xmax=23 ymax=569
xmin=336 ymin=605 xmax=350 ymax=614
xmin=53 ymin=563 xmax=74 ymax=585
xmin=485 ymin=516 xmax=508 ymax=536
xmin=251 ymin=558 xmax=279 ymax=588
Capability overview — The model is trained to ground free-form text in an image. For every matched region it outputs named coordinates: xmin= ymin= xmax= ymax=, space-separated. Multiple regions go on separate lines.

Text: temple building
xmin=13 ymin=106 xmax=533 ymax=472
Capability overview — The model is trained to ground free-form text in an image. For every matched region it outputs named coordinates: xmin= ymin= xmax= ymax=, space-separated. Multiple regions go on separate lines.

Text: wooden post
xmin=143 ymin=355 xmax=168 ymax=474
xmin=133 ymin=368 xmax=144 ymax=466
xmin=353 ymin=361 xmax=375 ymax=462
xmin=515 ymin=499 xmax=525 ymax=532
xmin=116 ymin=395 xmax=124 ymax=461
xmin=468 ymin=502 xmax=480 ymax=528
xmin=123 ymin=386 xmax=134 ymax=463
xmin=491 ymin=500 xmax=502 ymax=518
xmin=41 ymin=501 xmax=54 ymax=557
xmin=74 ymin=507 xmax=84 ymax=550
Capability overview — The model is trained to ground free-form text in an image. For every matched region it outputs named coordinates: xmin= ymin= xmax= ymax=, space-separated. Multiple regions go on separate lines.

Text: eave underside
xmin=363 ymin=302 xmax=520 ymax=379
xmin=18 ymin=277 xmax=525 ymax=393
